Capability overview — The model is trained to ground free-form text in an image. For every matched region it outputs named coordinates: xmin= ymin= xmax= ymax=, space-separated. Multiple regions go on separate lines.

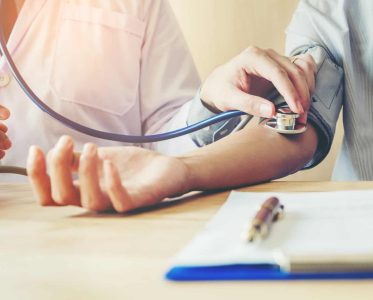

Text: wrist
xmin=178 ymin=154 xmax=207 ymax=192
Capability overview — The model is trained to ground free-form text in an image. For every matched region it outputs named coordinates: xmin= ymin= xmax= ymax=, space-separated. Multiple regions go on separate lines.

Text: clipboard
xmin=165 ymin=190 xmax=373 ymax=281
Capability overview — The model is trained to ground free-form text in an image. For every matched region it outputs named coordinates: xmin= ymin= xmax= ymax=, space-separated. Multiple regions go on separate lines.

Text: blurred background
xmin=169 ymin=0 xmax=343 ymax=181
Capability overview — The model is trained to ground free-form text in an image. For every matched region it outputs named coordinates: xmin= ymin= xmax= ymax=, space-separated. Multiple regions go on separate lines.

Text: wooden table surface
xmin=1 ymin=181 xmax=373 ymax=300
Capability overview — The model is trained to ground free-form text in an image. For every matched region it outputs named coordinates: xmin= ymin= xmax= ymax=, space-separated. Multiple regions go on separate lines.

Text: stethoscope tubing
xmin=0 ymin=7 xmax=246 ymax=143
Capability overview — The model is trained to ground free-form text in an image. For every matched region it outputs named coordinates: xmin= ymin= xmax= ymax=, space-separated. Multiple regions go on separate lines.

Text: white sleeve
xmin=152 ymin=90 xmax=250 ymax=156
xmin=139 ymin=0 xmax=200 ymax=154
xmin=285 ymin=0 xmax=344 ymax=169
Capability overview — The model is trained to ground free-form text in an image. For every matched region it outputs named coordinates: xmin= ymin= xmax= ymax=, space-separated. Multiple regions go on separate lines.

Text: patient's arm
xmin=183 ymin=121 xmax=318 ymax=191
xmin=27 ymin=46 xmax=318 ymax=213
xmin=27 ymin=122 xmax=317 ymax=213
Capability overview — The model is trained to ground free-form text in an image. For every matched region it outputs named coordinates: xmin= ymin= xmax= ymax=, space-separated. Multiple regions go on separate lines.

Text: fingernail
xmin=103 ymin=160 xmax=115 ymax=185
xmin=82 ymin=143 xmax=96 ymax=156
xmin=28 ymin=145 xmax=38 ymax=160
xmin=103 ymin=160 xmax=112 ymax=174
xmin=259 ymin=104 xmax=273 ymax=117
xmin=297 ymin=102 xmax=304 ymax=114
xmin=56 ymin=135 xmax=72 ymax=149
xmin=3 ymin=138 xmax=11 ymax=149
xmin=0 ymin=111 xmax=5 ymax=119
xmin=0 ymin=109 xmax=9 ymax=119
xmin=29 ymin=145 xmax=36 ymax=156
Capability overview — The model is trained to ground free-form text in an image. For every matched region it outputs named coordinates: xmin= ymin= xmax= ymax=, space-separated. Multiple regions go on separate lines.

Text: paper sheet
xmin=173 ymin=190 xmax=373 ymax=267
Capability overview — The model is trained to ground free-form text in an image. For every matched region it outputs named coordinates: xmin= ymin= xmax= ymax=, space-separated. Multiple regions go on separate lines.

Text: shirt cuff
xmin=186 ymin=90 xmax=249 ymax=147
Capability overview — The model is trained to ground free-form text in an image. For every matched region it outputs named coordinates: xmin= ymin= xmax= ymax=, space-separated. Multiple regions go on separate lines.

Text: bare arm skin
xmin=26 ymin=47 xmax=318 ymax=213
xmin=27 ymin=122 xmax=318 ymax=213
xmin=182 ymin=122 xmax=318 ymax=191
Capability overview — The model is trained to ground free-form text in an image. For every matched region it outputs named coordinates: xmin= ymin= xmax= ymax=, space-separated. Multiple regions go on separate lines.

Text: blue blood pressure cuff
xmin=187 ymin=45 xmax=343 ymax=169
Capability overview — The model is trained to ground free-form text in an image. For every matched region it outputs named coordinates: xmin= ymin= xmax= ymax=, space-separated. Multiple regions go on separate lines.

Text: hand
xmin=0 ymin=104 xmax=11 ymax=159
xmin=27 ymin=136 xmax=191 ymax=213
xmin=200 ymin=46 xmax=316 ymax=122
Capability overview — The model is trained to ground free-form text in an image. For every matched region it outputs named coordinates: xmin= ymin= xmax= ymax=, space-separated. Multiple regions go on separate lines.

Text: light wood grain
xmin=1 ymin=182 xmax=373 ymax=300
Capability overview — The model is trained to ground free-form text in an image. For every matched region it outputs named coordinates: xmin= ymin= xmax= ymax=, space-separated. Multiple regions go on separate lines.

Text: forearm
xmin=180 ymin=123 xmax=318 ymax=191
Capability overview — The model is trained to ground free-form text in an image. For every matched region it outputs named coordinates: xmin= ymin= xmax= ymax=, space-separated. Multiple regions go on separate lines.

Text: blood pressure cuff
xmin=187 ymin=45 xmax=343 ymax=169
xmin=294 ymin=45 xmax=344 ymax=169
xmin=187 ymin=91 xmax=252 ymax=147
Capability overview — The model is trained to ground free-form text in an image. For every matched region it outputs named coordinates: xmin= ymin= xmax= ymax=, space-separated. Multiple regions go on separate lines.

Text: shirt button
xmin=0 ymin=72 xmax=11 ymax=87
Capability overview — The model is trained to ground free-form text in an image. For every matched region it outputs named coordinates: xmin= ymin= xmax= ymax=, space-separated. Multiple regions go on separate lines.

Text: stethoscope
xmin=0 ymin=5 xmax=306 ymax=175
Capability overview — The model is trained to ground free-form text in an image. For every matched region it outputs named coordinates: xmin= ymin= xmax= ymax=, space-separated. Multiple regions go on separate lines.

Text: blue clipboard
xmin=166 ymin=264 xmax=373 ymax=281
xmin=165 ymin=190 xmax=373 ymax=282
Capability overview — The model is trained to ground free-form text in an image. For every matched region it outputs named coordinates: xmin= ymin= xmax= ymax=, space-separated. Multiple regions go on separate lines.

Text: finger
xmin=0 ymin=123 xmax=8 ymax=133
xmin=0 ymin=131 xmax=11 ymax=150
xmin=221 ymin=87 xmax=275 ymax=117
xmin=103 ymin=160 xmax=135 ymax=213
xmin=297 ymin=111 xmax=308 ymax=125
xmin=0 ymin=105 xmax=10 ymax=120
xmin=289 ymin=55 xmax=317 ymax=124
xmin=266 ymin=50 xmax=310 ymax=112
xmin=79 ymin=143 xmax=112 ymax=212
xmin=0 ymin=150 xmax=4 ymax=159
xmin=27 ymin=146 xmax=56 ymax=206
xmin=293 ymin=54 xmax=316 ymax=95
xmin=49 ymin=136 xmax=80 ymax=206
xmin=240 ymin=47 xmax=303 ymax=114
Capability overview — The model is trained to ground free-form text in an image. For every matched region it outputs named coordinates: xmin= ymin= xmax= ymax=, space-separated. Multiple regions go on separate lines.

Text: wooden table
xmin=1 ymin=181 xmax=373 ymax=300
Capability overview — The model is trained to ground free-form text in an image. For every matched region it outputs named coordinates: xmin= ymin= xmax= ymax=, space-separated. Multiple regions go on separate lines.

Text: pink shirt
xmin=0 ymin=0 xmax=200 ymax=181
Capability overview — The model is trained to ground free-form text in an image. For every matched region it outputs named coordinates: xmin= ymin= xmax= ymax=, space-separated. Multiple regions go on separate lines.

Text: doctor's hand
xmin=26 ymin=136 xmax=190 ymax=213
xmin=0 ymin=104 xmax=11 ymax=159
xmin=200 ymin=46 xmax=316 ymax=123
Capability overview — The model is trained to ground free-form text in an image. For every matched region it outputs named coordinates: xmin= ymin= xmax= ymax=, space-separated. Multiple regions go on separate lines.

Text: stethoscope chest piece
xmin=265 ymin=106 xmax=307 ymax=135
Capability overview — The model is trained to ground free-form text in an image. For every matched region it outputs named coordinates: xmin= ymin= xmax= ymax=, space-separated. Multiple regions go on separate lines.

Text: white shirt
xmin=286 ymin=0 xmax=373 ymax=180
xmin=0 ymin=0 xmax=200 ymax=181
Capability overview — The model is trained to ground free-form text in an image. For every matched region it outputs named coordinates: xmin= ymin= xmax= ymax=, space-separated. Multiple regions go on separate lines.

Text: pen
xmin=244 ymin=196 xmax=284 ymax=242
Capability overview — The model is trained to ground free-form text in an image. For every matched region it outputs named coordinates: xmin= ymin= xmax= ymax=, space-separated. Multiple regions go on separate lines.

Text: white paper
xmin=173 ymin=190 xmax=373 ymax=267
